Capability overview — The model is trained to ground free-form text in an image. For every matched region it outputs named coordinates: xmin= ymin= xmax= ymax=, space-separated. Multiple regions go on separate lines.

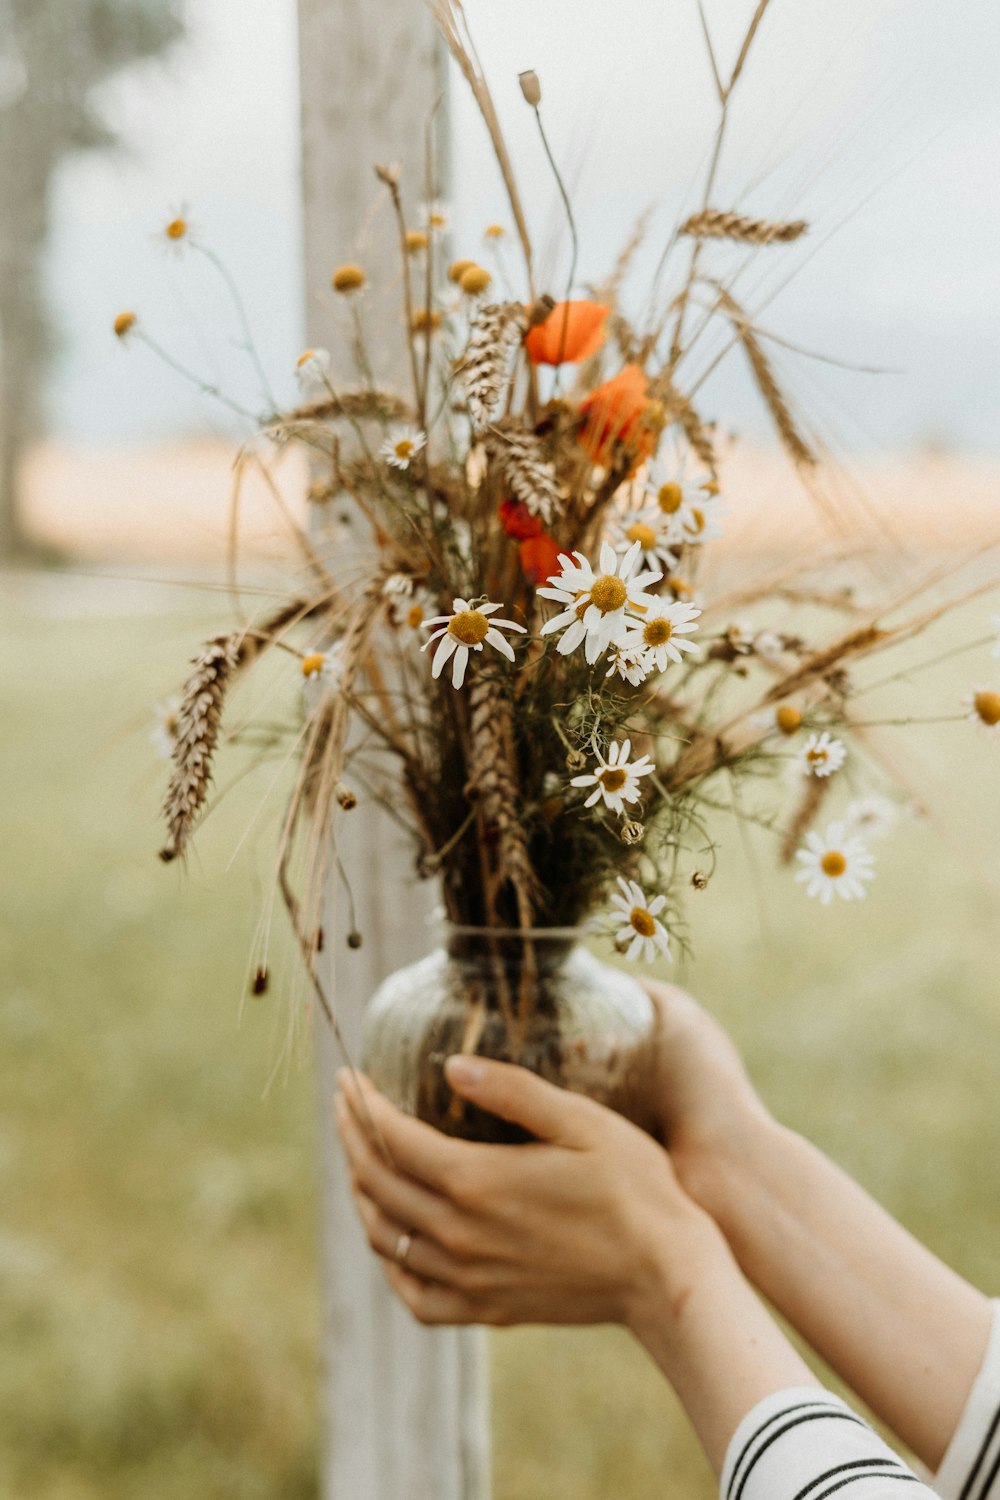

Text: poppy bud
xmin=518 ymin=70 xmax=541 ymax=107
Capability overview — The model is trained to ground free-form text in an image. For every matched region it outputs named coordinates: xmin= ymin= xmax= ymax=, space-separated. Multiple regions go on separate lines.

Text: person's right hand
xmin=642 ymin=981 xmax=775 ymax=1225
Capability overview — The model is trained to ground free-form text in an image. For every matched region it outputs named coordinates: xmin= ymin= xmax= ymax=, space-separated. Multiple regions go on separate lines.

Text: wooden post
xmin=296 ymin=3 xmax=491 ymax=1497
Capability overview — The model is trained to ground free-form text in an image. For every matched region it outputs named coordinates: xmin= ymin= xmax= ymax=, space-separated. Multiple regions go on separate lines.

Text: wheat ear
xmin=485 ymin=420 xmax=562 ymax=522
xmin=464 ymin=675 xmax=535 ymax=929
xmin=460 ymin=302 xmax=528 ymax=431
xmin=160 ymin=635 xmax=241 ymax=862
xmin=680 ymin=209 xmax=807 ymax=244
xmin=713 ymin=285 xmax=816 ymax=466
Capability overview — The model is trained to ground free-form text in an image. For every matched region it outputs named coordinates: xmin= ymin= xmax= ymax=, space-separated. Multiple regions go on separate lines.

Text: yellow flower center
xmin=113 ymin=311 xmax=136 ymax=338
xmin=820 ymin=851 xmax=847 ymax=878
xmin=394 ymin=440 xmax=414 ymax=460
xmin=429 ymin=212 xmax=447 ymax=228
xmin=690 ymin=507 xmax=706 ymax=533
xmin=598 ymin=767 xmax=628 ymax=792
xmin=165 ymin=217 xmax=188 ymax=240
xmin=296 ymin=348 xmax=317 ymax=368
xmin=630 ymin=906 xmax=656 ymax=938
xmin=626 ymin=522 xmax=657 ymax=549
xmin=974 ymin=690 xmax=1000 ymax=726
xmin=448 ymin=610 xmax=490 ymax=646
xmin=589 ymin=575 xmax=628 ymax=614
xmin=406 ymin=603 xmax=424 ymax=629
xmin=301 ymin=652 xmax=326 ymax=677
xmin=644 ymin=617 xmax=673 ymax=647
xmin=658 ymin=482 xmax=683 ymax=514
xmin=776 ymin=705 xmax=802 ymax=735
xmin=332 ymin=263 xmax=366 ymax=292
xmin=667 ymin=575 xmax=693 ymax=597
xmin=485 ymin=223 xmax=505 ymax=238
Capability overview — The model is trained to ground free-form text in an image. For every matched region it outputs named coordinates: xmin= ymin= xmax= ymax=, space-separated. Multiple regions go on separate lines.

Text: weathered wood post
xmin=296 ymin=3 xmax=492 ymax=1496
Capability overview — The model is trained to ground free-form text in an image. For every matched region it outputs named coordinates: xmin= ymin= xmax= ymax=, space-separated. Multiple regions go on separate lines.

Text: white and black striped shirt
xmin=720 ymin=1301 xmax=1000 ymax=1500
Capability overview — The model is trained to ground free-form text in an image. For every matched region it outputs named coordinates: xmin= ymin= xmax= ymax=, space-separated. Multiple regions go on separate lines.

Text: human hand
xmin=335 ymin=1055 xmax=725 ymax=1337
xmin=642 ymin=981 xmax=775 ymax=1223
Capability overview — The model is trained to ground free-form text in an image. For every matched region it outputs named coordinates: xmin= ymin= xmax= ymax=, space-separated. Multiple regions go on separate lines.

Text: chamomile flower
xmin=610 ymin=509 xmax=678 ymax=575
xmin=301 ymin=646 xmax=344 ymax=691
xmin=795 ymin=822 xmax=875 ymax=905
xmin=966 ymin=686 xmax=1000 ymax=737
xmin=621 ymin=599 xmax=701 ymax=671
xmin=150 ymin=696 xmax=181 ymax=761
xmin=723 ymin=620 xmax=755 ymax=655
xmin=657 ymin=481 xmax=726 ymax=547
xmin=608 ymin=877 xmax=671 ymax=963
xmin=422 ymin=598 xmax=526 ymax=689
xmin=381 ymin=427 xmax=426 ymax=471
xmin=538 ymin=540 xmax=661 ymax=664
xmin=605 ymin=645 xmax=653 ymax=686
xmin=843 ymin=793 xmax=898 ymax=842
xmin=798 ymin=730 xmax=847 ymax=778
xmin=570 ymin=738 xmax=654 ymax=817
xmin=295 ymin=347 xmax=332 ymax=390
xmin=160 ymin=207 xmax=195 ymax=251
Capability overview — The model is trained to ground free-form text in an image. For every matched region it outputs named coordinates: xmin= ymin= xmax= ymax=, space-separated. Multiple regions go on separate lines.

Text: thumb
xmin=444 ymin=1056 xmax=593 ymax=1144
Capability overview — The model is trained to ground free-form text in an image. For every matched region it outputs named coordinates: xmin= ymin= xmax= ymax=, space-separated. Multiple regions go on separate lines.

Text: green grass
xmin=1 ymin=575 xmax=999 ymax=1498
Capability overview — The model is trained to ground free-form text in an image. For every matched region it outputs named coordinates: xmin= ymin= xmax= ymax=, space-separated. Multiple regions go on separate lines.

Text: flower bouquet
xmin=139 ymin=0 xmax=998 ymax=1139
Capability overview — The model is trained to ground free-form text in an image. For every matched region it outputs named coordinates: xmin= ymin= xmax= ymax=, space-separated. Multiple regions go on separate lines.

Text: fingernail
xmin=445 ymin=1054 xmax=485 ymax=1087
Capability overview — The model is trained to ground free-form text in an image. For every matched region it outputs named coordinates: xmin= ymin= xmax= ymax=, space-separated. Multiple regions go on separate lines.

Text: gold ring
xmin=394 ymin=1230 xmax=414 ymax=1266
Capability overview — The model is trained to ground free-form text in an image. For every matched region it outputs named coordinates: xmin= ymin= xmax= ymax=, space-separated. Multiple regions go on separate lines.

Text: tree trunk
xmin=296 ymin=2 xmax=491 ymax=1496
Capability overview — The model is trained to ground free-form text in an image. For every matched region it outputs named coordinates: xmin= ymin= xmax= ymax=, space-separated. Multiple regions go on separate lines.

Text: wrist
xmin=673 ymin=1104 xmax=787 ymax=1247
xmin=623 ymin=1198 xmax=732 ymax=1347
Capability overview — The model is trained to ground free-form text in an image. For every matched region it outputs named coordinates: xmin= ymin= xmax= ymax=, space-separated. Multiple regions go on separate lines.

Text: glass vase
xmin=361 ymin=926 xmax=657 ymax=1143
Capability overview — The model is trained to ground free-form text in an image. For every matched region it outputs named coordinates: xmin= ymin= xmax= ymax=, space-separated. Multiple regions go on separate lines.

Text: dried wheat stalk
xmin=460 ymin=302 xmax=528 ymax=431
xmin=715 ymin=286 xmax=816 ymax=466
xmin=680 ymin=208 xmax=807 ymax=244
xmin=650 ymin=375 xmax=718 ymax=474
xmin=779 ymin=774 xmax=830 ymax=864
xmin=464 ymin=675 xmax=535 ymax=927
xmin=282 ymin=389 xmax=414 ymax=426
xmin=160 ymin=635 xmax=241 ymax=861
xmin=485 ymin=421 xmax=562 ymax=522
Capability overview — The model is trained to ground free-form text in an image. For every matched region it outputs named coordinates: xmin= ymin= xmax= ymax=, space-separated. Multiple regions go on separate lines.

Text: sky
xmin=45 ymin=0 xmax=1000 ymax=454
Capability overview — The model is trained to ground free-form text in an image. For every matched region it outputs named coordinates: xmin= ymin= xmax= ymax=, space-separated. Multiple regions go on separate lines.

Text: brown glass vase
xmin=360 ymin=926 xmax=657 ymax=1143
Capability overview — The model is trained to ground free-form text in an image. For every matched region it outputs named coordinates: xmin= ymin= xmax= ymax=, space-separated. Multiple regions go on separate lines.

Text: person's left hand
xmin=335 ymin=1054 xmax=721 ymax=1333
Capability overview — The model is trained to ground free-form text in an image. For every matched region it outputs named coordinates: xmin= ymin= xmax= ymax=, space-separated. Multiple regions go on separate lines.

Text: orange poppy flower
xmin=577 ymin=363 xmax=659 ymax=472
xmin=519 ymin=533 xmax=563 ymax=586
xmin=524 ymin=300 xmax=610 ymax=366
xmin=498 ymin=498 xmax=543 ymax=540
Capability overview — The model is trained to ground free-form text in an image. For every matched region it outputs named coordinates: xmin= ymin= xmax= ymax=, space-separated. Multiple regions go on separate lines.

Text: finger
xmin=336 ymin=1093 xmax=450 ymax=1238
xmin=382 ymin=1259 xmax=490 ymax=1327
xmin=353 ymin=1189 xmax=480 ymax=1289
xmin=442 ymin=1056 xmax=596 ymax=1145
xmin=338 ymin=1070 xmax=471 ymax=1194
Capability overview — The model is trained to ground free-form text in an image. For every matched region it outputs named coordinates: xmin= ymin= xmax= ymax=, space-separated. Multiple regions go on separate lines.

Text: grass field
xmin=2 ymin=569 xmax=999 ymax=1499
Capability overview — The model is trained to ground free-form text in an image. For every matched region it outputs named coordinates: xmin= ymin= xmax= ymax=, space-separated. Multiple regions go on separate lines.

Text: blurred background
xmin=1 ymin=1 xmax=998 ymax=1497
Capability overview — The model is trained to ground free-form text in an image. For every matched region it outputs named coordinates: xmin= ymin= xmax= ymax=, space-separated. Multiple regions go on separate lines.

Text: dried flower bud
xmin=565 ymin=748 xmax=587 ymax=773
xmin=252 ymin=966 xmax=269 ymax=995
xmin=346 ymin=930 xmax=363 ymax=950
xmin=411 ymin=307 xmax=443 ymax=334
xmin=620 ymin=819 xmax=645 ymax=846
xmin=335 ymin=782 xmax=358 ymax=811
xmin=459 ymin=264 xmax=492 ymax=296
xmin=776 ymin=705 xmax=802 ymax=736
xmin=332 ymin=263 xmax=366 ymax=293
xmin=448 ymin=258 xmax=477 ymax=284
xmin=315 ymin=927 xmax=325 ymax=953
xmin=113 ymin=310 xmax=137 ymax=339
xmin=690 ymin=870 xmax=709 ymax=891
xmin=484 ymin=223 xmax=505 ymax=239
xmin=374 ymin=162 xmax=400 ymax=188
xmin=404 ymin=229 xmax=428 ymax=253
xmin=518 ymin=69 xmax=541 ymax=107
xmin=539 ymin=794 xmax=564 ymax=823
xmin=527 ymin=294 xmax=556 ymax=328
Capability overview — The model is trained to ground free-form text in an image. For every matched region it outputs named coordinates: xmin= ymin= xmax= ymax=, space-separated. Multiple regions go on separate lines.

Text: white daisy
xmin=382 ymin=573 xmax=415 ymax=597
xmin=421 ymin=598 xmax=526 ymax=689
xmin=538 ymin=540 xmax=662 ymax=665
xmin=965 ymin=686 xmax=1000 ymax=738
xmin=301 ymin=645 xmax=344 ymax=692
xmin=150 ymin=696 xmax=181 ymax=761
xmin=754 ymin=629 xmax=786 ymax=664
xmin=381 ymin=427 xmax=426 ymax=471
xmin=723 ymin=620 xmax=755 ymax=655
xmin=605 ymin=646 xmax=654 ymax=687
xmin=795 ymin=822 xmax=876 ymax=905
xmin=608 ymin=877 xmax=671 ymax=963
xmin=621 ymin=599 xmax=701 ymax=672
xmin=659 ymin=482 xmax=726 ymax=547
xmin=798 ymin=730 xmax=847 ymax=778
xmin=610 ymin=509 xmax=678 ymax=576
xmin=843 ymin=793 xmax=898 ymax=842
xmin=295 ymin=347 xmax=332 ymax=390
xmin=570 ymin=738 xmax=654 ymax=817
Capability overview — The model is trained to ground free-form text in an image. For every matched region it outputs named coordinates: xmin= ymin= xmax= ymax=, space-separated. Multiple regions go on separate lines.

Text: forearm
xmin=695 ymin=1113 xmax=992 ymax=1469
xmin=628 ymin=1219 xmax=822 ymax=1474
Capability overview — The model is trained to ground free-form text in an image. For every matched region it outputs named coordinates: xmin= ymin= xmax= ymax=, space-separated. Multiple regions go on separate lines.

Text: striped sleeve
xmin=934 ymin=1300 xmax=1000 ymax=1500
xmin=720 ymin=1387 xmax=931 ymax=1500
